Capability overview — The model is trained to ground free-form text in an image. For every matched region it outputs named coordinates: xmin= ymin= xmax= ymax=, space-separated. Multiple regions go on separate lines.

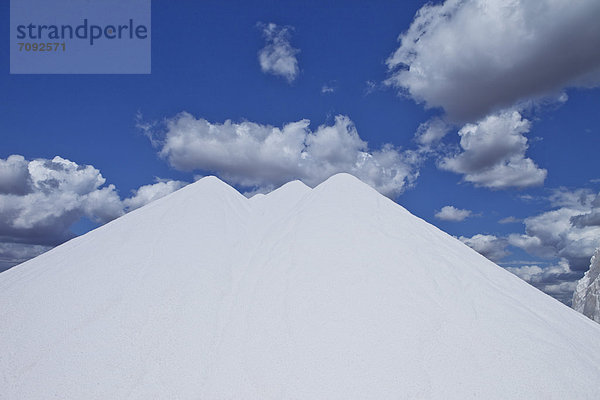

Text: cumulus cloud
xmin=439 ymin=111 xmax=547 ymax=189
xmin=0 ymin=155 xmax=186 ymax=271
xmin=123 ymin=180 xmax=187 ymax=211
xmin=386 ymin=0 xmax=600 ymax=122
xmin=149 ymin=112 xmax=421 ymax=197
xmin=505 ymin=259 xmax=579 ymax=304
xmin=459 ymin=234 xmax=508 ymax=262
xmin=508 ymin=188 xmax=600 ymax=271
xmin=258 ymin=23 xmax=300 ymax=83
xmin=0 ymin=156 xmax=123 ymax=247
xmin=435 ymin=205 xmax=472 ymax=222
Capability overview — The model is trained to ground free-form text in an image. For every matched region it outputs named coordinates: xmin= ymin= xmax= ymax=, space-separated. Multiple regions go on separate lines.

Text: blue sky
xmin=1 ymin=0 xmax=600 ymax=303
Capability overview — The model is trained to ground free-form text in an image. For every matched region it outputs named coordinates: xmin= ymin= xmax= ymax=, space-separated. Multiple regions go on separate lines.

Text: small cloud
xmin=498 ymin=216 xmax=521 ymax=224
xmin=414 ymin=117 xmax=451 ymax=147
xmin=321 ymin=85 xmax=335 ymax=94
xmin=438 ymin=111 xmax=547 ymax=190
xmin=459 ymin=234 xmax=509 ymax=262
xmin=257 ymin=22 xmax=300 ymax=83
xmin=435 ymin=205 xmax=473 ymax=222
xmin=135 ymin=111 xmax=161 ymax=147
xmin=364 ymin=80 xmax=377 ymax=95
xmin=505 ymin=264 xmax=545 ymax=281
xmin=499 ymin=260 xmax=547 ymax=266
xmin=123 ymin=179 xmax=188 ymax=211
xmin=557 ymin=92 xmax=569 ymax=104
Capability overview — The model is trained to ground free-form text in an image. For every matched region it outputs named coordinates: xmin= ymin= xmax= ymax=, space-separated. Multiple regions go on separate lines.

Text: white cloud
xmin=499 ymin=216 xmax=521 ymax=224
xmin=505 ymin=264 xmax=545 ymax=282
xmin=435 ymin=205 xmax=472 ymax=222
xmin=258 ymin=23 xmax=299 ymax=83
xmin=519 ymin=194 xmax=536 ymax=202
xmin=548 ymin=188 xmax=598 ymax=209
xmin=439 ymin=111 xmax=547 ymax=189
xmin=507 ymin=234 xmax=549 ymax=256
xmin=459 ymin=234 xmax=508 ymax=262
xmin=321 ymin=85 xmax=335 ymax=94
xmin=364 ymin=80 xmax=377 ymax=95
xmin=151 ymin=112 xmax=421 ymax=197
xmin=0 ymin=156 xmax=123 ymax=246
xmin=386 ymin=0 xmax=600 ymax=122
xmin=123 ymin=180 xmax=188 ymax=211
xmin=0 ymin=155 xmax=187 ymax=270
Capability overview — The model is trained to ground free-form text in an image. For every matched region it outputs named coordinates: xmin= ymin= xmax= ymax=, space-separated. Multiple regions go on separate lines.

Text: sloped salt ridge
xmin=1 ymin=173 xmax=600 ymax=399
xmin=249 ymin=179 xmax=312 ymax=209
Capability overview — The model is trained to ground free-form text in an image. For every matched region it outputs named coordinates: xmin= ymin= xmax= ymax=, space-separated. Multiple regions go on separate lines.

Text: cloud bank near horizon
xmin=459 ymin=188 xmax=600 ymax=303
xmin=145 ymin=112 xmax=422 ymax=198
xmin=0 ymin=155 xmax=185 ymax=270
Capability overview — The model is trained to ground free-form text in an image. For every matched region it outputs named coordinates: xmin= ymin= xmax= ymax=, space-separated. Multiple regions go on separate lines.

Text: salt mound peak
xmin=250 ymin=179 xmax=312 ymax=202
xmin=211 ymin=173 xmax=373 ymax=202
xmin=2 ymin=173 xmax=600 ymax=399
xmin=186 ymin=175 xmax=247 ymax=198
